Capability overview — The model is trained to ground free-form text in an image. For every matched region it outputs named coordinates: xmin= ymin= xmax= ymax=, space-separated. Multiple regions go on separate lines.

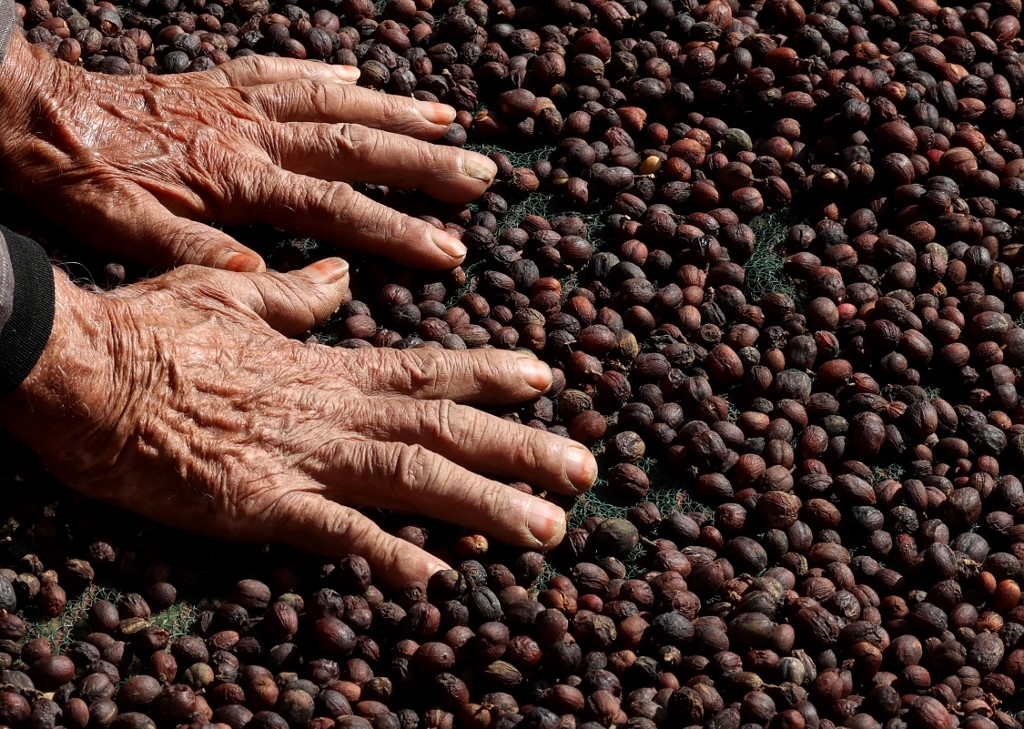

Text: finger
xmin=178 ymin=55 xmax=361 ymax=88
xmin=57 ymin=183 xmax=268 ymax=272
xmin=266 ymin=122 xmax=496 ymax=201
xmin=348 ymin=348 xmax=553 ymax=404
xmin=331 ymin=440 xmax=568 ymax=550
xmin=220 ymin=258 xmax=351 ymax=335
xmin=240 ymin=80 xmax=455 ymax=138
xmin=230 ymin=163 xmax=467 ymax=269
xmin=125 ymin=199 xmax=268 ymax=272
xmin=354 ymin=398 xmax=597 ymax=495
xmin=274 ymin=492 xmax=450 ymax=588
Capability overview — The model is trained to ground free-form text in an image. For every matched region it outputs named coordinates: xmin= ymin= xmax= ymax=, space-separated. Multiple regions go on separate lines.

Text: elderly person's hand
xmin=0 ymin=262 xmax=597 ymax=586
xmin=0 ymin=32 xmax=493 ymax=272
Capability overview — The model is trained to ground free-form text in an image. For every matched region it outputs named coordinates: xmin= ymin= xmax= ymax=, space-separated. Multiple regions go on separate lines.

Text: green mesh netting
xmin=446 ymin=256 xmax=490 ymax=307
xmin=452 ymin=142 xmax=614 ymax=306
xmin=463 ymin=144 xmax=612 ymax=239
xmin=462 ymin=144 xmax=556 ymax=170
xmin=871 ymin=463 xmax=906 ymax=484
xmin=744 ymin=210 xmax=800 ymax=302
xmin=564 ymin=457 xmax=693 ymax=534
xmin=24 ymin=584 xmax=198 ymax=651
xmin=534 ymin=454 xmax=713 ymax=583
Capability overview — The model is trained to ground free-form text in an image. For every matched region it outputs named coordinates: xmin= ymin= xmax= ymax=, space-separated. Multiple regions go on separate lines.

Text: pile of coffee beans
xmin=9 ymin=0 xmax=1024 ymax=727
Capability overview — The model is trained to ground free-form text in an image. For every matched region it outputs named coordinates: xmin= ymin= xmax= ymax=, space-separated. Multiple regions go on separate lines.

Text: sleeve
xmin=0 ymin=225 xmax=55 ymax=397
xmin=0 ymin=0 xmax=16 ymax=67
xmin=0 ymin=3 xmax=57 ymax=394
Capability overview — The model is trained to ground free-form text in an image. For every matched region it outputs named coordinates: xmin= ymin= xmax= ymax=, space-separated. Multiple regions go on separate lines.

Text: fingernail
xmin=335 ymin=65 xmax=360 ymax=82
xmin=517 ymin=358 xmax=552 ymax=391
xmin=463 ymin=152 xmax=497 ymax=183
xmin=426 ymin=559 xmax=452 ymax=577
xmin=565 ymin=446 xmax=598 ymax=492
xmin=416 ymin=100 xmax=457 ymax=125
xmin=528 ymin=501 xmax=566 ymax=546
xmin=432 ymin=228 xmax=467 ymax=259
xmin=305 ymin=257 xmax=349 ymax=283
xmin=216 ymin=251 xmax=263 ymax=272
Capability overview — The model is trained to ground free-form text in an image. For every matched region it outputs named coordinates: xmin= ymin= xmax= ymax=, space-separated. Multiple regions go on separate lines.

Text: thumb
xmin=231 ymin=258 xmax=350 ymax=335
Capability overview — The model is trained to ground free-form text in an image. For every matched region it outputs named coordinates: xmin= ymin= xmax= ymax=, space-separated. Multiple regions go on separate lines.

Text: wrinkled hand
xmin=0 ymin=262 xmax=597 ymax=586
xmin=0 ymin=33 xmax=495 ymax=272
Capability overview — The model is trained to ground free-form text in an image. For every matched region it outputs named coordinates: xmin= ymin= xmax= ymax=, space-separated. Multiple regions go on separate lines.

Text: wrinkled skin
xmin=0 ymin=32 xmax=496 ymax=271
xmin=0 ymin=30 xmax=590 ymax=584
xmin=1 ymin=263 xmax=598 ymax=586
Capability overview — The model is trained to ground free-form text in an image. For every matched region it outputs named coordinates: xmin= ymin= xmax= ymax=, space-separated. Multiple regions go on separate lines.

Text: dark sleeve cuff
xmin=0 ymin=225 xmax=55 ymax=397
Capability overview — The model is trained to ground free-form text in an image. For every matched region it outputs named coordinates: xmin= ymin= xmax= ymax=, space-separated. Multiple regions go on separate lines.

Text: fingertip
xmin=430 ymin=228 xmax=468 ymax=262
xmin=215 ymin=250 xmax=266 ymax=273
xmin=388 ymin=548 xmax=452 ymax=588
xmin=516 ymin=357 xmax=553 ymax=392
xmin=336 ymin=65 xmax=360 ymax=83
xmin=426 ymin=557 xmax=453 ymax=577
xmin=415 ymin=100 xmax=457 ymax=126
xmin=527 ymin=499 xmax=567 ymax=550
xmin=565 ymin=445 xmax=599 ymax=494
xmin=462 ymin=152 xmax=498 ymax=184
xmin=300 ymin=257 xmax=350 ymax=285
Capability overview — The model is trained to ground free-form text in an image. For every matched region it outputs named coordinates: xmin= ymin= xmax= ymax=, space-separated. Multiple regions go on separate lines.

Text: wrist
xmin=0 ymin=267 xmax=111 ymax=447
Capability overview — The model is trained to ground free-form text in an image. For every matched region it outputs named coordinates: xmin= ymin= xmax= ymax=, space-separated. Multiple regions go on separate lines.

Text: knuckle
xmin=338 ymin=186 xmax=396 ymax=236
xmin=348 ymin=350 xmax=398 ymax=395
xmin=345 ymin=399 xmax=388 ymax=439
xmin=246 ymin=55 xmax=273 ymax=79
xmin=220 ymin=55 xmax=255 ymax=84
xmin=167 ymin=228 xmax=210 ymax=265
xmin=392 ymin=443 xmax=439 ymax=495
xmin=391 ymin=210 xmax=420 ymax=242
xmin=333 ymin=123 xmax=368 ymax=157
xmin=358 ymin=349 xmax=454 ymax=396
xmin=323 ymin=180 xmax=359 ymax=214
xmin=420 ymin=399 xmax=463 ymax=449
xmin=406 ymin=351 xmax=456 ymax=397
xmin=374 ymin=94 xmax=398 ymax=121
xmin=482 ymin=486 xmax=520 ymax=528
xmin=507 ymin=424 xmax=543 ymax=472
xmin=322 ymin=505 xmax=367 ymax=546
xmin=309 ymin=81 xmax=333 ymax=118
xmin=320 ymin=437 xmax=353 ymax=471
xmin=237 ymin=85 xmax=271 ymax=117
xmin=333 ymin=352 xmax=374 ymax=393
xmin=405 ymin=351 xmax=441 ymax=391
xmin=421 ymin=140 xmax=459 ymax=173
xmin=220 ymin=471 xmax=289 ymax=539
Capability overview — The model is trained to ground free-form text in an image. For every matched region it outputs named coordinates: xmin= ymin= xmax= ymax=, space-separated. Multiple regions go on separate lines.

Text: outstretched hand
xmin=0 ymin=33 xmax=496 ymax=272
xmin=0 ymin=263 xmax=597 ymax=586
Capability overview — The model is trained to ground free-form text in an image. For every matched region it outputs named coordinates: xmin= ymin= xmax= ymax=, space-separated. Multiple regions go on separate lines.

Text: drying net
xmin=24 ymin=585 xmax=198 ymax=652
xmin=743 ymin=209 xmax=801 ymax=302
xmin=462 ymin=143 xmax=611 ymax=238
